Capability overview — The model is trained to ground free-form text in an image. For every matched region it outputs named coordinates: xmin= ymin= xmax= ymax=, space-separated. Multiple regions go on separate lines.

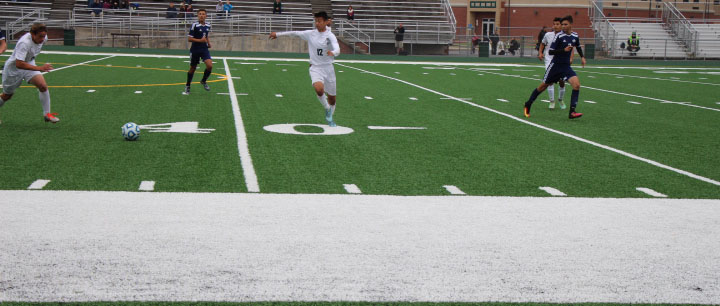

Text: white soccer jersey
xmin=277 ymin=28 xmax=340 ymax=66
xmin=542 ymin=31 xmax=559 ymax=65
xmin=4 ymin=32 xmax=47 ymax=74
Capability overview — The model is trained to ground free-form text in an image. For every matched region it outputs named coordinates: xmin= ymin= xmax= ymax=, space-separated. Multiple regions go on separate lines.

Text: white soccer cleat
xmin=559 ymin=100 xmax=566 ymax=110
xmin=44 ymin=113 xmax=60 ymax=123
xmin=549 ymin=100 xmax=556 ymax=109
xmin=182 ymin=86 xmax=190 ymax=95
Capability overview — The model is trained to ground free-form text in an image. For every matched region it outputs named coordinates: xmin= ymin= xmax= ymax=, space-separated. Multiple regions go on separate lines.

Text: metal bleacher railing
xmin=662 ymin=1 xmax=699 ymax=56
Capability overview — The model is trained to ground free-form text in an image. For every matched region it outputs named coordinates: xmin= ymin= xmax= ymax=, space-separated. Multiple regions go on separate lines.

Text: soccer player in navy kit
xmin=184 ymin=8 xmax=212 ymax=95
xmin=524 ymin=15 xmax=586 ymax=119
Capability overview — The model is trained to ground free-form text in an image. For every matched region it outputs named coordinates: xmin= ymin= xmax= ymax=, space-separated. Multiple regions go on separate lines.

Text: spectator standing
xmin=222 ymin=0 xmax=232 ymax=17
xmin=166 ymin=2 xmax=178 ymax=18
xmin=185 ymin=4 xmax=194 ymax=19
xmin=215 ymin=0 xmax=223 ymax=18
xmin=536 ymin=26 xmax=547 ymax=51
xmin=347 ymin=5 xmax=354 ymax=21
xmin=471 ymin=32 xmax=479 ymax=54
xmin=394 ymin=23 xmax=405 ymax=55
xmin=273 ymin=0 xmax=282 ymax=14
xmin=179 ymin=1 xmax=187 ymax=19
xmin=489 ymin=29 xmax=499 ymax=55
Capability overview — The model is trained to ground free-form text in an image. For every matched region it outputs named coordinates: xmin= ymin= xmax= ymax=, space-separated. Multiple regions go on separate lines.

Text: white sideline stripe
xmin=443 ymin=185 xmax=466 ymax=195
xmin=27 ymin=180 xmax=51 ymax=190
xmin=585 ymin=100 xmax=597 ymax=104
xmin=627 ymin=101 xmax=642 ymax=105
xmin=336 ymin=63 xmax=720 ymax=187
xmin=364 ymin=96 xmax=373 ymax=100
xmin=86 ymin=90 xmax=96 ymax=93
xmin=343 ymin=184 xmax=362 ymax=194
xmin=477 ymin=70 xmax=720 ymax=112
xmin=539 ymin=186 xmax=567 ymax=197
xmin=42 ymin=55 xmax=115 ymax=75
xmin=368 ymin=126 xmax=426 ymax=130
xmin=636 ymin=187 xmax=668 ymax=198
xmin=139 ymin=181 xmax=155 ymax=191
xmin=497 ymin=98 xmax=509 ymax=103
xmin=409 ymin=97 xmax=418 ymax=100
xmin=134 ymin=91 xmax=142 ymax=94
xmin=275 ymin=94 xmax=283 ymax=97
xmin=217 ymin=93 xmax=249 ymax=96
xmin=223 ymin=59 xmax=260 ymax=193
xmin=541 ymin=99 xmax=550 ymax=103
xmin=585 ymin=71 xmax=720 ymax=86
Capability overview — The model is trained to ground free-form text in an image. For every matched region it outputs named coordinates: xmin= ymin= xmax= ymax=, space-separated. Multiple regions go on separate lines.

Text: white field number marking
xmin=263 ymin=124 xmax=354 ymax=136
xmin=139 ymin=122 xmax=215 ymax=134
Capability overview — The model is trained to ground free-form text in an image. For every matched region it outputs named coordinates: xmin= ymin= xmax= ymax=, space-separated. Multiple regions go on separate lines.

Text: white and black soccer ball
xmin=122 ymin=122 xmax=140 ymax=141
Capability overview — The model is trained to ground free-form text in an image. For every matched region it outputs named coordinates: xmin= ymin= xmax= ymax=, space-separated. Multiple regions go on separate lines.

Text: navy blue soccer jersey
xmin=549 ymin=31 xmax=580 ymax=65
xmin=0 ymin=29 xmax=6 ymax=41
xmin=188 ymin=22 xmax=211 ymax=53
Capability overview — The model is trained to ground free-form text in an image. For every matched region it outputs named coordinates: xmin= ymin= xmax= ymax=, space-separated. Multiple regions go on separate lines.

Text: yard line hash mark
xmin=27 ymin=179 xmax=51 ymax=190
xmin=539 ymin=187 xmax=567 ymax=196
xmin=443 ymin=185 xmax=466 ymax=195
xmin=343 ymin=184 xmax=362 ymax=194
xmin=636 ymin=187 xmax=668 ymax=198
xmin=223 ymin=59 xmax=260 ymax=193
xmin=336 ymin=63 xmax=720 ymax=187
xmin=139 ymin=181 xmax=155 ymax=191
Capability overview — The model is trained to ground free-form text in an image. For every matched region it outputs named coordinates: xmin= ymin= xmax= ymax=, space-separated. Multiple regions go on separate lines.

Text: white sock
xmin=547 ymin=85 xmax=555 ymax=102
xmin=559 ymin=86 xmax=566 ymax=101
xmin=316 ymin=94 xmax=330 ymax=110
xmin=39 ymin=90 xmax=51 ymax=114
xmin=330 ymin=104 xmax=336 ymax=116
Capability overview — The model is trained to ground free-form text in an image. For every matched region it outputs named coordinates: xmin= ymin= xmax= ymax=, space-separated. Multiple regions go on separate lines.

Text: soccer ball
xmin=122 ymin=122 xmax=140 ymax=141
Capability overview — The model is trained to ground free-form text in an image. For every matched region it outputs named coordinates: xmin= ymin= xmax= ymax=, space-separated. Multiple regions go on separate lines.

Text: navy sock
xmin=526 ymin=88 xmax=541 ymax=106
xmin=571 ymin=89 xmax=579 ymax=109
xmin=201 ymin=69 xmax=212 ymax=83
xmin=186 ymin=72 xmax=194 ymax=87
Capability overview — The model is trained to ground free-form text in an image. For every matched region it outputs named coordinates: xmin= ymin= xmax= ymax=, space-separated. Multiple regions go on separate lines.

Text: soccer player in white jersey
xmin=269 ymin=11 xmax=341 ymax=127
xmin=538 ymin=17 xmax=568 ymax=110
xmin=0 ymin=23 xmax=59 ymax=124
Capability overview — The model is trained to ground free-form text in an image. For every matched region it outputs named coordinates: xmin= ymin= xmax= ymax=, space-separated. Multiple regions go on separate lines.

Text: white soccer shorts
xmin=309 ymin=64 xmax=337 ymax=96
xmin=1 ymin=65 xmax=42 ymax=95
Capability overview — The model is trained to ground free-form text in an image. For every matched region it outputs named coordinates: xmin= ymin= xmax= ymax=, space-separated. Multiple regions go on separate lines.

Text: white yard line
xmin=476 ymin=69 xmax=720 ymax=112
xmin=336 ymin=63 xmax=720 ymax=187
xmin=584 ymin=70 xmax=720 ymax=86
xmin=1 ymin=190 xmax=719 ymax=303
xmin=223 ymin=59 xmax=259 ymax=193
xmin=43 ymin=55 xmax=115 ymax=75
xmin=539 ymin=186 xmax=567 ymax=196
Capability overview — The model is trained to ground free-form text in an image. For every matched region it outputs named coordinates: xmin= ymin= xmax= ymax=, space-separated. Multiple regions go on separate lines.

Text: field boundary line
xmin=583 ymin=70 xmax=720 ymax=86
xmin=223 ymin=58 xmax=260 ymax=193
xmin=474 ymin=69 xmax=720 ymax=112
xmin=336 ymin=63 xmax=720 ymax=187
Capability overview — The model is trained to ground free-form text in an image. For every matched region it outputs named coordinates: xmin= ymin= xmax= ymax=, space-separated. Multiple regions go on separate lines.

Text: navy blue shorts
xmin=543 ymin=63 xmax=576 ymax=85
xmin=190 ymin=49 xmax=212 ymax=66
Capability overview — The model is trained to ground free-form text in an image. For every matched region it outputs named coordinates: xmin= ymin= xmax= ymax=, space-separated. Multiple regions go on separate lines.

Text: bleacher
xmin=610 ymin=22 xmax=688 ymax=58
xmin=72 ymin=0 xmax=313 ymax=18
xmin=693 ymin=23 xmax=720 ymax=58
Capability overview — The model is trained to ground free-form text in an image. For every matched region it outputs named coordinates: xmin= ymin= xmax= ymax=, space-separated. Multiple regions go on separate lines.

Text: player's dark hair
xmin=561 ymin=15 xmax=573 ymax=24
xmin=553 ymin=17 xmax=562 ymax=22
xmin=314 ymin=11 xmax=329 ymax=21
xmin=30 ymin=23 xmax=47 ymax=34
xmin=197 ymin=8 xmax=206 ymax=13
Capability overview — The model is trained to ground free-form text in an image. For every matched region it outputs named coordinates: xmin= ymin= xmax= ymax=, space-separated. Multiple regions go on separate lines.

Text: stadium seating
xmin=693 ymin=23 xmax=720 ymax=58
xmin=71 ymin=0 xmax=313 ymax=18
xmin=610 ymin=22 xmax=688 ymax=58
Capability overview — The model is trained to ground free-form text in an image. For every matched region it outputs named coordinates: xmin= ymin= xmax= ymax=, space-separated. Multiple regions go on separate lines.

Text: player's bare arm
xmin=16 ymin=59 xmax=52 ymax=72
xmin=0 ymin=39 xmax=7 ymax=54
xmin=538 ymin=43 xmax=545 ymax=60
xmin=269 ymin=32 xmax=277 ymax=39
